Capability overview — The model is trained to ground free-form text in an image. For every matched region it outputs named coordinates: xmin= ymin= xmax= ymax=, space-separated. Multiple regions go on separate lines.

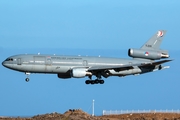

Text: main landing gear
xmin=85 ymin=79 xmax=104 ymax=85
xmin=25 ymin=72 xmax=30 ymax=82
xmin=85 ymin=74 xmax=105 ymax=85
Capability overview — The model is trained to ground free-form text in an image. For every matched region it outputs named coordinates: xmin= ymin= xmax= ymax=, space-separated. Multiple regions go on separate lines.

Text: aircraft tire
xmin=25 ymin=78 xmax=30 ymax=82
xmin=85 ymin=80 xmax=90 ymax=84
xmin=90 ymin=80 xmax=95 ymax=85
xmin=100 ymin=80 xmax=104 ymax=84
xmin=94 ymin=80 xmax=99 ymax=84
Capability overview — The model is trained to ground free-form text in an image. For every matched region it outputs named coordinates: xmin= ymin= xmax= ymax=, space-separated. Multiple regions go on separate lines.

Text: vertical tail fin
xmin=141 ymin=30 xmax=167 ymax=50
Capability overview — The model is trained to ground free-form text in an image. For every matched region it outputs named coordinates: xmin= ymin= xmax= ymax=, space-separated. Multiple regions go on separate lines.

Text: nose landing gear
xmin=25 ymin=72 xmax=30 ymax=82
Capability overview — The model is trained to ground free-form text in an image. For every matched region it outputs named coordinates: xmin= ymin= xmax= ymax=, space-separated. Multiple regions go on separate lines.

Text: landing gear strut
xmin=25 ymin=72 xmax=30 ymax=82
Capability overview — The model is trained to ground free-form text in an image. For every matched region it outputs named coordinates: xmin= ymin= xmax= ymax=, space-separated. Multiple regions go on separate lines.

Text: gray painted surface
xmin=2 ymin=30 xmax=172 ymax=84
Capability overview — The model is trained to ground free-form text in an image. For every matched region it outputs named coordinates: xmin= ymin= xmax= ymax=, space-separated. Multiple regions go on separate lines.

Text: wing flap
xmin=88 ymin=64 xmax=140 ymax=71
xmin=88 ymin=60 xmax=172 ymax=71
xmin=141 ymin=59 xmax=172 ymax=66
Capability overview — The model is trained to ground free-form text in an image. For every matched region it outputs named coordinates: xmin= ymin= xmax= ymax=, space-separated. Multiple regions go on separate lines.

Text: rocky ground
xmin=1 ymin=109 xmax=180 ymax=120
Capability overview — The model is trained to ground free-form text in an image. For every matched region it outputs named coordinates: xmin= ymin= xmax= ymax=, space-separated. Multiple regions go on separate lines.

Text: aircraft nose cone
xmin=2 ymin=61 xmax=5 ymax=67
xmin=2 ymin=61 xmax=8 ymax=68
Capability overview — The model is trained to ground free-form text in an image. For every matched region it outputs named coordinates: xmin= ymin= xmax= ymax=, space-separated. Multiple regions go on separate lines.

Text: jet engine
xmin=71 ymin=68 xmax=92 ymax=78
xmin=128 ymin=48 xmax=169 ymax=60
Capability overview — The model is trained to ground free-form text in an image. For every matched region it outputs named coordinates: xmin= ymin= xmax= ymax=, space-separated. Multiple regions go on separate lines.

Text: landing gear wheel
xmin=90 ymin=80 xmax=95 ymax=85
xmin=94 ymin=80 xmax=99 ymax=84
xmin=25 ymin=78 xmax=30 ymax=82
xmin=85 ymin=80 xmax=90 ymax=84
xmin=100 ymin=80 xmax=104 ymax=84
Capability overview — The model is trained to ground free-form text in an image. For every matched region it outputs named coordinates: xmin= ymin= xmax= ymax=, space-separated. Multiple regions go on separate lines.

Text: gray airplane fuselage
xmin=2 ymin=30 xmax=172 ymax=84
xmin=2 ymin=54 xmax=145 ymax=77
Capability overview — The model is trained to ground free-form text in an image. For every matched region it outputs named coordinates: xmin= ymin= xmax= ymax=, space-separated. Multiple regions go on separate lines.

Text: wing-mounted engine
xmin=128 ymin=48 xmax=169 ymax=60
xmin=71 ymin=68 xmax=92 ymax=78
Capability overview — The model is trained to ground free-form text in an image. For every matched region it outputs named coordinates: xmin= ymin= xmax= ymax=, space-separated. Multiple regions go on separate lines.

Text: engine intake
xmin=71 ymin=68 xmax=92 ymax=78
xmin=128 ymin=48 xmax=169 ymax=60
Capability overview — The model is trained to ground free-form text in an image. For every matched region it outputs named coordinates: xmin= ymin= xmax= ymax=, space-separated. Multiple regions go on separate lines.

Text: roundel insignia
xmin=145 ymin=52 xmax=149 ymax=56
xmin=157 ymin=31 xmax=163 ymax=37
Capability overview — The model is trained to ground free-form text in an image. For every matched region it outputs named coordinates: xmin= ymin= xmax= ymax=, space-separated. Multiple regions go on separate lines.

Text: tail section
xmin=128 ymin=30 xmax=169 ymax=60
xmin=141 ymin=30 xmax=167 ymax=50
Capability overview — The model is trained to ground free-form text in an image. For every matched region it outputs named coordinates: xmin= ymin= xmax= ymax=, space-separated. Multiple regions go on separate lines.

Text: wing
xmin=140 ymin=59 xmax=172 ymax=66
xmin=88 ymin=60 xmax=172 ymax=71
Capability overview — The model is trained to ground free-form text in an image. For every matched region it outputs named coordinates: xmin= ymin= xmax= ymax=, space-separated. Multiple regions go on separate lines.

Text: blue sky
xmin=0 ymin=0 xmax=180 ymax=116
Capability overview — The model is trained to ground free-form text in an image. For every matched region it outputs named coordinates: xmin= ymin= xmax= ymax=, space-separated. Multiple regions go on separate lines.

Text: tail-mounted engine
xmin=128 ymin=48 xmax=169 ymax=60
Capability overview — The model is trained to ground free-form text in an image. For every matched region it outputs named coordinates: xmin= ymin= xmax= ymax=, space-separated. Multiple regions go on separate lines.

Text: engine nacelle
xmin=128 ymin=48 xmax=169 ymax=60
xmin=71 ymin=68 xmax=92 ymax=78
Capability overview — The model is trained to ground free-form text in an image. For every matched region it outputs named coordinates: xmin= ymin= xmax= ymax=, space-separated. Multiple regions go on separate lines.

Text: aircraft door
xmin=17 ymin=58 xmax=21 ymax=65
xmin=83 ymin=60 xmax=88 ymax=66
xmin=45 ymin=57 xmax=52 ymax=72
xmin=46 ymin=57 xmax=52 ymax=65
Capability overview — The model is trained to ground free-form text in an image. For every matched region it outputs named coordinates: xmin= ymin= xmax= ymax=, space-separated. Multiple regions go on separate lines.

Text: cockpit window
xmin=5 ymin=58 xmax=13 ymax=61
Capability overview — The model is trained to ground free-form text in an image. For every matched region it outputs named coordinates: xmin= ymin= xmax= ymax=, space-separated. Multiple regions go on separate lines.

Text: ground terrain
xmin=1 ymin=109 xmax=180 ymax=120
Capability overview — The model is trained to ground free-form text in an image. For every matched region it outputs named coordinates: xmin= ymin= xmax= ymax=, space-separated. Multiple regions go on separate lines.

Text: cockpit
xmin=2 ymin=57 xmax=15 ymax=68
xmin=5 ymin=58 xmax=14 ymax=61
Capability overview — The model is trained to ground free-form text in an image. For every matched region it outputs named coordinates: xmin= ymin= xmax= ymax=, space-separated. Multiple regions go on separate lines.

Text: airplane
xmin=2 ymin=30 xmax=172 ymax=85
